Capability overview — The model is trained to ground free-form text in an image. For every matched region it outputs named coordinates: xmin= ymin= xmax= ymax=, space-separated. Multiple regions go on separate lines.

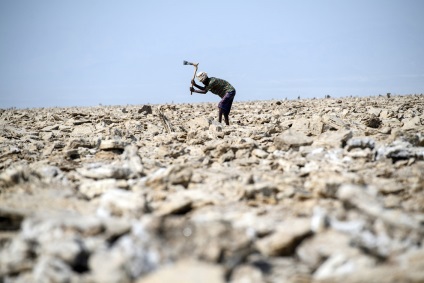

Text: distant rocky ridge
xmin=0 ymin=94 xmax=423 ymax=282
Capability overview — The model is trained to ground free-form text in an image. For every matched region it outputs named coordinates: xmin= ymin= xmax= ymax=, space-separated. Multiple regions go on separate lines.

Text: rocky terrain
xmin=0 ymin=94 xmax=423 ymax=283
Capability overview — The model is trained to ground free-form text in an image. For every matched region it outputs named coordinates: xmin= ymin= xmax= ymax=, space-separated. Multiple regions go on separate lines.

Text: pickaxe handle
xmin=190 ymin=64 xmax=198 ymax=95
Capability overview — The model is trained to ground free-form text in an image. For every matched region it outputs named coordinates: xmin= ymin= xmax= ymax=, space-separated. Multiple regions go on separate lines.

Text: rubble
xmin=0 ymin=94 xmax=423 ymax=282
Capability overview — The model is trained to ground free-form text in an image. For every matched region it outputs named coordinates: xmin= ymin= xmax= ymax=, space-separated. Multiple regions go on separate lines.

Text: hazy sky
xmin=1 ymin=0 xmax=423 ymax=108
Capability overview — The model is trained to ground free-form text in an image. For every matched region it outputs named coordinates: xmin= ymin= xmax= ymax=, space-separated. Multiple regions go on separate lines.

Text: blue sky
xmin=1 ymin=0 xmax=423 ymax=108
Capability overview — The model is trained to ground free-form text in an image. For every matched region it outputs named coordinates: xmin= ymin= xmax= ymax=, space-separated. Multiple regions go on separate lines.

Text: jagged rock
xmin=97 ymin=189 xmax=146 ymax=218
xmin=274 ymin=129 xmax=313 ymax=150
xmin=322 ymin=114 xmax=350 ymax=130
xmin=243 ymin=182 xmax=279 ymax=203
xmin=251 ymin=148 xmax=268 ymax=159
xmin=313 ymin=129 xmax=352 ymax=148
xmin=345 ymin=137 xmax=375 ymax=151
xmin=376 ymin=140 xmax=424 ymax=162
xmin=364 ymin=115 xmax=382 ymax=128
xmin=290 ymin=116 xmax=324 ymax=136
xmin=30 ymin=164 xmax=64 ymax=183
xmin=121 ymin=145 xmax=144 ymax=176
xmin=368 ymin=107 xmax=382 ymax=117
xmin=67 ymin=138 xmax=99 ymax=149
xmin=304 ymin=171 xmax=360 ymax=198
xmin=402 ymin=116 xmax=422 ymax=130
xmin=230 ymin=264 xmax=265 ymax=283
xmin=41 ymin=124 xmax=60 ymax=132
xmin=71 ymin=124 xmax=95 ymax=136
xmin=144 ymin=165 xmax=193 ymax=190
xmin=255 ymin=219 xmax=312 ymax=256
xmin=155 ymin=195 xmax=192 ymax=216
xmin=187 ymin=116 xmax=213 ymax=130
xmin=297 ymin=230 xmax=361 ymax=270
xmin=136 ymin=260 xmax=225 ymax=283
xmin=79 ymin=179 xmax=129 ymax=198
xmin=99 ymin=140 xmax=128 ymax=150
xmin=77 ymin=163 xmax=133 ymax=180
xmin=337 ymin=184 xmax=423 ymax=233
xmin=138 ymin=105 xmax=153 ymax=115
xmin=313 ymin=253 xmax=376 ymax=282
xmin=0 ymin=236 xmax=35 ymax=275
xmin=0 ymin=165 xmax=30 ymax=187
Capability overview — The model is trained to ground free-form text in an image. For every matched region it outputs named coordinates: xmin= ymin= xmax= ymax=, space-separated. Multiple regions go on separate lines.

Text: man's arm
xmin=190 ymin=86 xmax=207 ymax=94
xmin=191 ymin=79 xmax=206 ymax=91
xmin=191 ymin=79 xmax=207 ymax=94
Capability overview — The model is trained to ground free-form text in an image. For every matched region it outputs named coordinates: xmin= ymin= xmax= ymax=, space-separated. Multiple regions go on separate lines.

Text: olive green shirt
xmin=205 ymin=77 xmax=235 ymax=98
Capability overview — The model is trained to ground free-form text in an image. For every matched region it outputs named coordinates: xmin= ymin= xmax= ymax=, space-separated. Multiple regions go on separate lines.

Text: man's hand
xmin=191 ymin=79 xmax=196 ymax=85
xmin=190 ymin=87 xmax=195 ymax=92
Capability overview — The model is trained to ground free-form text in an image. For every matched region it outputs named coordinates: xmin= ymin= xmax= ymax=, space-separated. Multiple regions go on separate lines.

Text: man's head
xmin=196 ymin=71 xmax=208 ymax=83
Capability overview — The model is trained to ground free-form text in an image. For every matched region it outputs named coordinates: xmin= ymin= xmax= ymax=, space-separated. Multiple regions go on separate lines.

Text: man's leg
xmin=217 ymin=91 xmax=235 ymax=125
xmin=218 ymin=109 xmax=223 ymax=123
xmin=224 ymin=113 xmax=229 ymax=125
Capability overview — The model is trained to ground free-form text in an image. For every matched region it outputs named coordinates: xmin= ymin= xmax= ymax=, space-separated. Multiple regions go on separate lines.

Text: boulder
xmin=274 ymin=129 xmax=313 ymax=150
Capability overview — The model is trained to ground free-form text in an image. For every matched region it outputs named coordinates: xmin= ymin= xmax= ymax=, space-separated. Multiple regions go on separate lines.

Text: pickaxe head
xmin=183 ymin=60 xmax=198 ymax=67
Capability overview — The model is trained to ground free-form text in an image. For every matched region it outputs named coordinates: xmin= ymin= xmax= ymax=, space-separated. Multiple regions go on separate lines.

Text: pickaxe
xmin=183 ymin=60 xmax=198 ymax=95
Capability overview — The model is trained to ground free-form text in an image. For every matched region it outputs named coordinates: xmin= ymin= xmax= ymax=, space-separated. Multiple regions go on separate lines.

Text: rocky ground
xmin=0 ymin=94 xmax=424 ymax=283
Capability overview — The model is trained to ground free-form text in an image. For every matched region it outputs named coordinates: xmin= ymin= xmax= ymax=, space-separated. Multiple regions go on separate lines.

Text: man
xmin=190 ymin=72 xmax=236 ymax=125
